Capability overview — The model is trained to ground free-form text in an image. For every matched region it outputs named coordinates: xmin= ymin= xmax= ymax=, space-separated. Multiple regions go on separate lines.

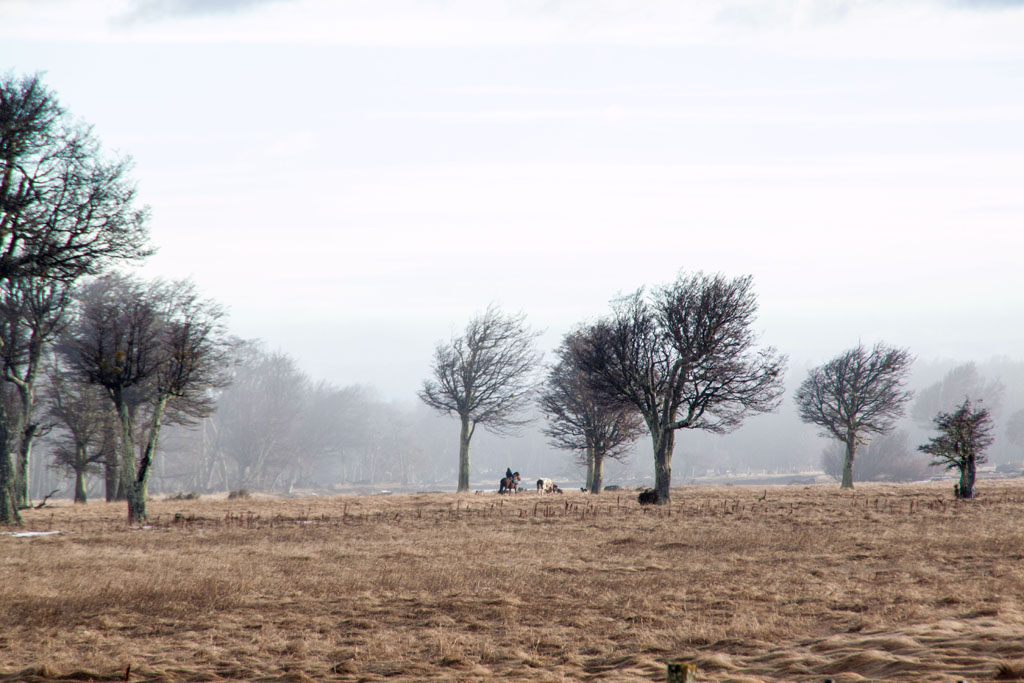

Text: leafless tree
xmin=45 ymin=365 xmax=116 ymax=503
xmin=539 ymin=332 xmax=644 ymax=493
xmin=919 ymin=398 xmax=994 ymax=499
xmin=0 ymin=73 xmax=150 ymax=524
xmin=419 ymin=304 xmax=542 ymax=492
xmin=213 ymin=342 xmax=310 ymax=490
xmin=795 ymin=343 xmax=914 ymax=489
xmin=572 ymin=272 xmax=786 ymax=504
xmin=60 ymin=275 xmax=230 ymax=522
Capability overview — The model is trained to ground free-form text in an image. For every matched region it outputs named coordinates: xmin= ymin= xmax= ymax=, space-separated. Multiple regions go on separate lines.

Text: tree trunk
xmin=15 ymin=423 xmax=37 ymax=508
xmin=0 ymin=397 xmax=21 ymax=525
xmin=960 ymin=453 xmax=977 ymax=499
xmin=457 ymin=414 xmax=473 ymax=493
xmin=104 ymin=450 xmax=123 ymax=501
xmin=11 ymin=342 xmax=43 ymax=509
xmin=652 ymin=428 xmax=675 ymax=504
xmin=74 ymin=465 xmax=87 ymax=504
xmin=9 ymin=407 xmax=27 ymax=509
xmin=103 ymin=416 xmax=123 ymax=501
xmin=841 ymin=432 xmax=857 ymax=489
xmin=134 ymin=395 xmax=168 ymax=504
xmin=585 ymin=445 xmax=595 ymax=492
xmin=113 ymin=393 xmax=147 ymax=523
xmin=591 ymin=449 xmax=605 ymax=494
xmin=0 ymin=450 xmax=17 ymax=524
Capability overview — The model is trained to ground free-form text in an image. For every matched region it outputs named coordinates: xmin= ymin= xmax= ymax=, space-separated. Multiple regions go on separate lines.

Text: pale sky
xmin=3 ymin=0 xmax=1023 ymax=399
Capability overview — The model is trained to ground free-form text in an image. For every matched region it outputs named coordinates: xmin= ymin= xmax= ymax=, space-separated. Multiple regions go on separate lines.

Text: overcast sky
xmin=3 ymin=0 xmax=1023 ymax=399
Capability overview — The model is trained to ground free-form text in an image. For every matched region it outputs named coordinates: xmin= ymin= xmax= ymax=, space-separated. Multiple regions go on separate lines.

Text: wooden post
xmin=666 ymin=662 xmax=696 ymax=682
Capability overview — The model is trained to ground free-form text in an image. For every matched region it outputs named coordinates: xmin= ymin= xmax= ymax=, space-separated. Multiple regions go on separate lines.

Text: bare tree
xmin=539 ymin=331 xmax=644 ymax=493
xmin=45 ymin=365 xmax=115 ymax=503
xmin=213 ymin=342 xmax=310 ymax=491
xmin=61 ymin=275 xmax=230 ymax=522
xmin=0 ymin=276 xmax=73 ymax=507
xmin=572 ymin=272 xmax=786 ymax=504
xmin=795 ymin=343 xmax=914 ymax=489
xmin=419 ymin=304 xmax=542 ymax=492
xmin=919 ymin=398 xmax=994 ymax=499
xmin=0 ymin=73 xmax=150 ymax=525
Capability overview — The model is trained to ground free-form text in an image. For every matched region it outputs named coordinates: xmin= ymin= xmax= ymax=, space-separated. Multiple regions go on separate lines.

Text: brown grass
xmin=2 ymin=481 xmax=1024 ymax=681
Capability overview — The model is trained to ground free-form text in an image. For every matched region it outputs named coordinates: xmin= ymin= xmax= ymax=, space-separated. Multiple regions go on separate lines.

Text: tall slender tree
xmin=419 ymin=304 xmax=542 ymax=492
xmin=573 ymin=272 xmax=786 ymax=504
xmin=795 ymin=343 xmax=914 ymax=489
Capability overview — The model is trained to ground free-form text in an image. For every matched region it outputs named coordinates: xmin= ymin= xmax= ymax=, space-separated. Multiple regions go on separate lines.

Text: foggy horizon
xmin=5 ymin=0 xmax=1024 ymax=493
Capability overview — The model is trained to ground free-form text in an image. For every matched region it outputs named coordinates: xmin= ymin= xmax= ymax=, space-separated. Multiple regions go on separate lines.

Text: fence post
xmin=666 ymin=662 xmax=696 ymax=682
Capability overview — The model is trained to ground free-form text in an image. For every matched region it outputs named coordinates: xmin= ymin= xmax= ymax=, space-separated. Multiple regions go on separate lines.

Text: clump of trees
xmin=419 ymin=304 xmax=542 ymax=492
xmin=58 ymin=276 xmax=231 ymax=522
xmin=795 ymin=343 xmax=914 ymax=489
xmin=167 ymin=342 xmax=429 ymax=494
xmin=0 ymin=73 xmax=151 ymax=525
xmin=570 ymin=272 xmax=787 ymax=504
xmin=538 ymin=332 xmax=644 ymax=493
xmin=919 ymin=399 xmax=994 ymax=499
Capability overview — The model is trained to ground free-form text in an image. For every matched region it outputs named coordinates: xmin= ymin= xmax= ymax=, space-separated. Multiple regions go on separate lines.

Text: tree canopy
xmin=795 ymin=342 xmax=914 ymax=489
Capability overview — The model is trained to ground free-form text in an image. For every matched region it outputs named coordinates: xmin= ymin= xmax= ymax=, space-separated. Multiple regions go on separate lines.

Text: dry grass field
xmin=3 ymin=481 xmax=1024 ymax=682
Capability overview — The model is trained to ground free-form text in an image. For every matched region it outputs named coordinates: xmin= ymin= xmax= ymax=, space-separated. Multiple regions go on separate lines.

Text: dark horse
xmin=499 ymin=472 xmax=521 ymax=494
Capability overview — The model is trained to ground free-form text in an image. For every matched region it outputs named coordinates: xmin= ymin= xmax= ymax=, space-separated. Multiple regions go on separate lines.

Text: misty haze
xmin=3 ymin=1 xmax=1024 ymax=681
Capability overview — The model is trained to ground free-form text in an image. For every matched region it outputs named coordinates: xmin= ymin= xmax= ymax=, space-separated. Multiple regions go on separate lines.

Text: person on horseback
xmin=499 ymin=469 xmax=520 ymax=493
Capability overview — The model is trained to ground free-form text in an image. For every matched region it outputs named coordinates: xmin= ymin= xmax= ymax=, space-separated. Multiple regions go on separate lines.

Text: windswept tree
xmin=572 ymin=272 xmax=787 ymax=504
xmin=61 ymin=275 xmax=230 ymax=522
xmin=419 ymin=304 xmax=542 ymax=492
xmin=795 ymin=343 xmax=914 ymax=489
xmin=0 ymin=73 xmax=150 ymax=524
xmin=539 ymin=332 xmax=644 ymax=493
xmin=919 ymin=398 xmax=994 ymax=499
